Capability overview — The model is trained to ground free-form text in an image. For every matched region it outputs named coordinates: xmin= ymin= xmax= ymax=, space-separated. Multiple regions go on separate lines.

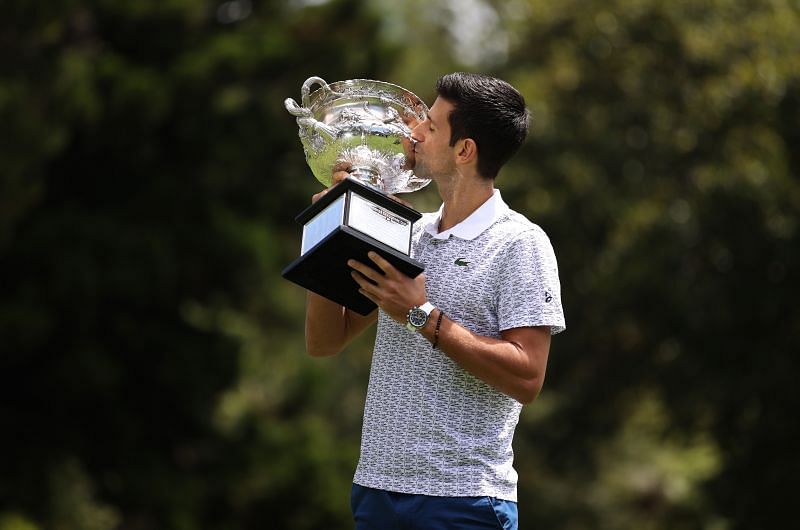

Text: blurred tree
xmin=0 ymin=0 xmax=393 ymax=528
xmin=489 ymin=1 xmax=799 ymax=528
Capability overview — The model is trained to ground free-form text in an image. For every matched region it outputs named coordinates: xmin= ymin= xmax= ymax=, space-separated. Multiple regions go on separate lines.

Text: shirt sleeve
xmin=495 ymin=227 xmax=566 ymax=335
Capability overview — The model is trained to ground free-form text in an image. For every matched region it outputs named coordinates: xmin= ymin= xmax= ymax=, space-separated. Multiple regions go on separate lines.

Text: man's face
xmin=410 ymin=97 xmax=458 ymax=181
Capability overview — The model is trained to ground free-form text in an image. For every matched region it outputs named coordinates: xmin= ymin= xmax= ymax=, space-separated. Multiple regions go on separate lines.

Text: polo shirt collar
xmin=424 ymin=189 xmax=509 ymax=240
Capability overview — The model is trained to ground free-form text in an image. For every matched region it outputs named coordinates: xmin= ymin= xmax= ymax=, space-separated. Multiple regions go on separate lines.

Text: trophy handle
xmin=284 ymin=76 xmax=342 ymax=141
xmin=300 ymin=76 xmax=331 ymax=107
xmin=285 ymin=97 xmax=338 ymax=141
xmin=300 ymin=76 xmax=342 ymax=107
xmin=284 ymin=97 xmax=312 ymax=118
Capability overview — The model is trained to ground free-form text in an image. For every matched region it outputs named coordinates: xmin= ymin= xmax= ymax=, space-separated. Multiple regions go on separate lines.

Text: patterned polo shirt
xmin=353 ymin=189 xmax=566 ymax=501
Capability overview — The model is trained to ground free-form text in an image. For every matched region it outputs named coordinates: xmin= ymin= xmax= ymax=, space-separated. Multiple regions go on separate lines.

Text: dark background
xmin=1 ymin=1 xmax=798 ymax=529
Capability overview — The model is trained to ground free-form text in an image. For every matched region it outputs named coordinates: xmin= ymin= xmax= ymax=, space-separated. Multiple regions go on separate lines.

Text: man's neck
xmin=437 ymin=173 xmax=495 ymax=233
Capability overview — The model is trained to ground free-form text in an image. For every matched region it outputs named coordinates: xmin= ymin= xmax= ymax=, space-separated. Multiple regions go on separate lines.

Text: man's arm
xmin=418 ymin=314 xmax=550 ymax=404
xmin=303 ymin=165 xmax=379 ymax=357
xmin=305 ymin=292 xmax=377 ymax=357
xmin=349 ymin=252 xmax=551 ymax=404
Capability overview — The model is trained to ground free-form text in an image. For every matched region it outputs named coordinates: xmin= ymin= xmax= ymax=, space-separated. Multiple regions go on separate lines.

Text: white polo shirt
xmin=353 ymin=189 xmax=565 ymax=501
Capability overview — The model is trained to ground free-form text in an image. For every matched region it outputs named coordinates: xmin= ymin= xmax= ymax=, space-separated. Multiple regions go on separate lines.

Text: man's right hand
xmin=311 ymin=162 xmax=352 ymax=203
xmin=311 ymin=160 xmax=415 ymax=210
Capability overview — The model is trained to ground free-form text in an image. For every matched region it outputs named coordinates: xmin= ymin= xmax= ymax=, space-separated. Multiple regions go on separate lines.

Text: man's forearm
xmin=305 ymin=292 xmax=376 ymax=357
xmin=419 ymin=311 xmax=550 ymax=404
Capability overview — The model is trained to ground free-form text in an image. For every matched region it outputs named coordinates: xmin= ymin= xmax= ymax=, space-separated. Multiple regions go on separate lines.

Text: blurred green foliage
xmin=1 ymin=0 xmax=797 ymax=529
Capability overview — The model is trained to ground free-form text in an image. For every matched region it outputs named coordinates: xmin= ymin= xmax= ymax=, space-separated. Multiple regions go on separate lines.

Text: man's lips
xmin=412 ymin=139 xmax=423 ymax=158
xmin=403 ymin=138 xmax=419 ymax=171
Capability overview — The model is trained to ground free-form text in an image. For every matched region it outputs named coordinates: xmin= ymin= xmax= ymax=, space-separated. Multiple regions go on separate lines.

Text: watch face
xmin=408 ymin=308 xmax=428 ymax=328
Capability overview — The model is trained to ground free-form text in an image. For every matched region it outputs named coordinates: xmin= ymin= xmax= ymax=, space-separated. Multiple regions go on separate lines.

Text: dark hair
xmin=435 ymin=72 xmax=529 ymax=180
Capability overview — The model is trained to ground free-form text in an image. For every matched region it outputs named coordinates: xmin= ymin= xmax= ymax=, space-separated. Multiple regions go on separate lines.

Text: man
xmin=305 ymin=72 xmax=566 ymax=529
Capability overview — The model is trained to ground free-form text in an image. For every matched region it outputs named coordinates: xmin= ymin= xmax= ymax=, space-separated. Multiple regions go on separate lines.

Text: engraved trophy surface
xmin=282 ymin=76 xmax=430 ymax=315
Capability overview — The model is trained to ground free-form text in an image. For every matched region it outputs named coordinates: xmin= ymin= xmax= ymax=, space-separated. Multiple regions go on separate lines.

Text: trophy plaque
xmin=283 ymin=76 xmax=430 ymax=315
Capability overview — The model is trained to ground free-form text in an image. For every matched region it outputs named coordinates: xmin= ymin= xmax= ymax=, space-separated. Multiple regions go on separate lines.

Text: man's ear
xmin=455 ymin=138 xmax=478 ymax=165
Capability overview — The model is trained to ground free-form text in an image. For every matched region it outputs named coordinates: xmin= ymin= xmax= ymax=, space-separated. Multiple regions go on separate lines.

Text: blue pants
xmin=351 ymin=484 xmax=518 ymax=530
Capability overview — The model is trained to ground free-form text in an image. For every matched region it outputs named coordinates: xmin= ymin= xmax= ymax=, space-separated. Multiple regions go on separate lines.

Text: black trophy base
xmin=282 ymin=177 xmax=424 ymax=315
xmin=282 ymin=225 xmax=424 ymax=315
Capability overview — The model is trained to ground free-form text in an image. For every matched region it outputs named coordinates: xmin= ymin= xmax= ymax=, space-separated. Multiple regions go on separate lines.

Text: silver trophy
xmin=282 ymin=76 xmax=430 ymax=315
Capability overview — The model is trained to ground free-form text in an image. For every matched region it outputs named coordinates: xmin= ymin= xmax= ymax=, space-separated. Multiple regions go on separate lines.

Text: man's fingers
xmin=348 ymin=259 xmax=383 ymax=283
xmin=366 ymin=251 xmax=397 ymax=275
xmin=333 ymin=160 xmax=352 ymax=173
xmin=312 ymin=164 xmax=352 ymax=203
xmin=311 ymin=189 xmax=329 ymax=203
xmin=332 ymin=171 xmax=350 ymax=185
xmin=357 ymin=286 xmax=379 ymax=303
xmin=332 ymin=161 xmax=352 ymax=185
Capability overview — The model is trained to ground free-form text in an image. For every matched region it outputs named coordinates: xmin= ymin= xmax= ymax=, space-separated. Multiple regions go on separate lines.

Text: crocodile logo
xmin=454 ymin=258 xmax=470 ymax=267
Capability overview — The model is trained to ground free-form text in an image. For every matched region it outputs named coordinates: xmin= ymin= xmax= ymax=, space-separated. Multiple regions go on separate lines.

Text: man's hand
xmin=311 ymin=160 xmax=415 ymax=209
xmin=348 ymin=251 xmax=427 ymax=324
xmin=311 ymin=162 xmax=351 ymax=203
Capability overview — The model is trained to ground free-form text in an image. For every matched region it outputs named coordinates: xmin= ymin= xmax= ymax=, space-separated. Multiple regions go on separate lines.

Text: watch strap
xmin=405 ymin=302 xmax=436 ymax=332
xmin=418 ymin=302 xmax=435 ymax=314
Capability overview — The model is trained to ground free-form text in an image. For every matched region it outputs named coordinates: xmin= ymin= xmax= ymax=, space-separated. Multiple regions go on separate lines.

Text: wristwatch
xmin=406 ymin=302 xmax=436 ymax=332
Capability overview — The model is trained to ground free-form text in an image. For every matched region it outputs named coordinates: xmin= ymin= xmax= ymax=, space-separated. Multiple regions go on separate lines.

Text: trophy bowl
xmin=285 ymin=76 xmax=430 ymax=194
xmin=282 ymin=76 xmax=429 ymax=314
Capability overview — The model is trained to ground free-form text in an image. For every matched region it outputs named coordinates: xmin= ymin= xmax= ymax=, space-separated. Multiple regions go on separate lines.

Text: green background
xmin=1 ymin=0 xmax=798 ymax=528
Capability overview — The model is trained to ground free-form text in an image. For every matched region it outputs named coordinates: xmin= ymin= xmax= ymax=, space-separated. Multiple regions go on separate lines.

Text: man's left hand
xmin=348 ymin=252 xmax=427 ymax=323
